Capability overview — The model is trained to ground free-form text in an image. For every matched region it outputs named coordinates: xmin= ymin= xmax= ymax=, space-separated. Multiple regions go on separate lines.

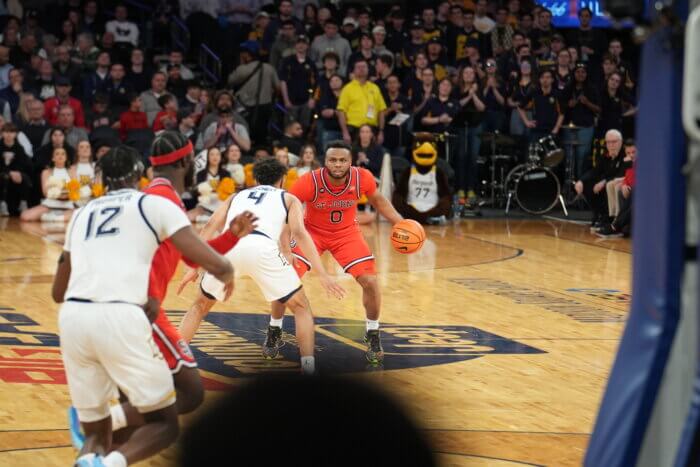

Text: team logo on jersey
xmin=180 ymin=312 xmax=545 ymax=377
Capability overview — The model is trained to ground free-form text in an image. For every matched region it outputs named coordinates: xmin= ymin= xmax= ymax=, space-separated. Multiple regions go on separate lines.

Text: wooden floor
xmin=0 ymin=215 xmax=632 ymax=466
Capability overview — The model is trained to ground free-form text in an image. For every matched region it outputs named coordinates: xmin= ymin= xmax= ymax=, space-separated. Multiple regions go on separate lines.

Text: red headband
xmin=149 ymin=141 xmax=193 ymax=167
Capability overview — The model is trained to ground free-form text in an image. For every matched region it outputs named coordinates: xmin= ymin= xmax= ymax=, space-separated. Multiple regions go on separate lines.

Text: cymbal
xmin=480 ymin=132 xmax=516 ymax=146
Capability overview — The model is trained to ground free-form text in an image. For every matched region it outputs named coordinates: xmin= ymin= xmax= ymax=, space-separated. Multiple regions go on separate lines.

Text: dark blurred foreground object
xmin=602 ymin=0 xmax=647 ymax=22
xmin=179 ymin=374 xmax=436 ymax=467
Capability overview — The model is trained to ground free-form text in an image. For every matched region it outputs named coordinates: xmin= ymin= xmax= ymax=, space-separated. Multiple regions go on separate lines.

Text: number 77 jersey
xmin=289 ymin=166 xmax=377 ymax=234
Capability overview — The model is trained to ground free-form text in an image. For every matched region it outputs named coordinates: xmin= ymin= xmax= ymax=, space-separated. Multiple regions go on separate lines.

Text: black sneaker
xmin=365 ymin=330 xmax=384 ymax=364
xmin=596 ymin=224 xmax=623 ymax=238
xmin=262 ymin=326 xmax=282 ymax=359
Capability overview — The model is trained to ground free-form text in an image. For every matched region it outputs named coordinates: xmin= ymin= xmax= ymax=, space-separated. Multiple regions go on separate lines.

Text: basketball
xmin=391 ymin=219 xmax=426 ymax=254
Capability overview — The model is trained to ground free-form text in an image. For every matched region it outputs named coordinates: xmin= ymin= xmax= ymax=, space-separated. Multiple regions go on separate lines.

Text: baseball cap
xmin=296 ymin=34 xmax=310 ymax=44
xmin=409 ymin=19 xmax=424 ymax=30
xmin=343 ymin=17 xmax=358 ymax=28
xmin=372 ymin=25 xmax=386 ymax=35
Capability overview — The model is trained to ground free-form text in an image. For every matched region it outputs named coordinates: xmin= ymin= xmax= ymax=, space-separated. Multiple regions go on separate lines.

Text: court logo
xmin=182 ymin=312 xmax=545 ymax=377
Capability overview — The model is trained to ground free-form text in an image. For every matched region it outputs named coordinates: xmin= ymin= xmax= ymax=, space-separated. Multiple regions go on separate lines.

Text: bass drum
xmin=506 ymin=164 xmax=561 ymax=214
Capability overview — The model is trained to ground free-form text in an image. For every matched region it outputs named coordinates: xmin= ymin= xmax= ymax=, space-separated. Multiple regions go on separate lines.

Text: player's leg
xmin=263 ymin=300 xmax=286 ymax=359
xmin=281 ymin=287 xmax=316 ymax=374
xmin=331 ymin=231 xmax=384 ymax=363
xmin=179 ymin=285 xmax=218 ymax=343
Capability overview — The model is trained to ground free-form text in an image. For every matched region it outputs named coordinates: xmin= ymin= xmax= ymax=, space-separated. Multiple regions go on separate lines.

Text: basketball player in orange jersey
xmin=288 ymin=140 xmax=404 ymax=363
xmin=67 ymin=131 xmax=258 ymax=449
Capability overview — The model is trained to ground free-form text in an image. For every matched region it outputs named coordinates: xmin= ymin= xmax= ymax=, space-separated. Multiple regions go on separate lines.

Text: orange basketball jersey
xmin=290 ymin=167 xmax=377 ymax=233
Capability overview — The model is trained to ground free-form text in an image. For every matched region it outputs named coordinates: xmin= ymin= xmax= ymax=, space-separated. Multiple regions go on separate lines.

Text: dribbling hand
xmin=222 ymin=279 xmax=235 ymax=301
xmin=229 ymin=211 xmax=258 ymax=237
xmin=320 ymin=274 xmax=346 ymax=300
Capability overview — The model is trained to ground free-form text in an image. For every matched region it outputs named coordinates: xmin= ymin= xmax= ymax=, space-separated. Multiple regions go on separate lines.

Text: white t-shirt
xmin=64 ymin=189 xmax=191 ymax=304
xmin=106 ymin=20 xmax=140 ymax=46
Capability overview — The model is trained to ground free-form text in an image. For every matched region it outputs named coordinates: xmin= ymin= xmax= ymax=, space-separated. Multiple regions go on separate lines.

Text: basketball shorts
xmin=59 ymin=301 xmax=175 ymax=423
xmin=152 ymin=309 xmax=197 ymax=374
xmin=201 ymin=233 xmax=302 ymax=303
xmin=292 ymin=226 xmax=376 ymax=278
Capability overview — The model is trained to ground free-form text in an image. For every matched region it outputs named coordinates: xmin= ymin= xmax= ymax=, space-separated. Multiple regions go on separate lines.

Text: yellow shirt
xmin=284 ymin=168 xmax=299 ymax=191
xmin=336 ymin=79 xmax=387 ymax=128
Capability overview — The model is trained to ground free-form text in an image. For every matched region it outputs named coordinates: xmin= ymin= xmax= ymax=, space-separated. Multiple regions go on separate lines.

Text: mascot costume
xmin=392 ymin=132 xmax=452 ymax=224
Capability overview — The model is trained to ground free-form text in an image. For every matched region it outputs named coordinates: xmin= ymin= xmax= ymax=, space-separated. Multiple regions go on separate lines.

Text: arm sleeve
xmin=359 ymin=167 xmax=377 ymax=197
xmin=141 ymin=195 xmax=192 ymax=241
xmin=288 ymin=172 xmax=314 ymax=202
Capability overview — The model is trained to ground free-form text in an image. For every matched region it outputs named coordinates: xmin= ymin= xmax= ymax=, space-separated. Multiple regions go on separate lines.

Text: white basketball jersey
xmin=64 ymin=189 xmax=191 ymax=305
xmin=226 ymin=185 xmax=288 ymax=241
xmin=407 ymin=166 xmax=439 ymax=213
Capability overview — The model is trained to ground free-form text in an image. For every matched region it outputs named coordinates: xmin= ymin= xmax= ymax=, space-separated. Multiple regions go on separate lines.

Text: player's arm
xmin=287 ymin=194 xmax=345 ymax=299
xmin=362 ymin=168 xmax=403 ymax=224
xmin=170 ymin=227 xmax=233 ymax=286
xmin=51 ymin=251 xmax=71 ymax=303
xmin=279 ymin=224 xmax=293 ymax=264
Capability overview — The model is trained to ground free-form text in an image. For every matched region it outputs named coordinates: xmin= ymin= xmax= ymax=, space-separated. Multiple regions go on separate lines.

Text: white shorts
xmin=201 ymin=233 xmax=301 ymax=303
xmin=59 ymin=301 xmax=176 ymax=423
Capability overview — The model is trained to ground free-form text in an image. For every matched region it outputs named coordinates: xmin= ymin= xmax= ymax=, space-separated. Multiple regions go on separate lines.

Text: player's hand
xmin=229 ymin=211 xmax=258 ymax=237
xmin=177 ymin=267 xmax=200 ymax=295
xmin=142 ymin=296 xmax=161 ymax=323
xmin=222 ymin=279 xmax=234 ymax=301
xmin=319 ymin=274 xmax=345 ymax=300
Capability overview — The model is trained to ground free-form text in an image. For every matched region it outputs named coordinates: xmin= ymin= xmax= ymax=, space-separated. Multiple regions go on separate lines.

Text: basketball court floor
xmin=0 ymin=216 xmax=631 ymax=466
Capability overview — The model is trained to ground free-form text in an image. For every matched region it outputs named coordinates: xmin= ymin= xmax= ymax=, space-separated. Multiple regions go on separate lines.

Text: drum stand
xmin=483 ymin=132 xmax=512 ymax=208
xmin=561 ymin=130 xmax=585 ymax=207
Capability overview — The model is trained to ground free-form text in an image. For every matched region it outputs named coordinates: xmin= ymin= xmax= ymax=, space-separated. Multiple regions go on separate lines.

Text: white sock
xmin=103 ymin=451 xmax=127 ymax=467
xmin=366 ymin=319 xmax=380 ymax=331
xmin=301 ymin=356 xmax=315 ymax=374
xmin=110 ymin=404 xmax=128 ymax=431
xmin=270 ymin=317 xmax=283 ymax=328
xmin=76 ymin=453 xmax=95 ymax=464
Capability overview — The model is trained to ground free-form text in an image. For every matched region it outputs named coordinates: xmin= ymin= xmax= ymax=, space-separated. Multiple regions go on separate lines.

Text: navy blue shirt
xmin=416 ymin=96 xmax=459 ymax=133
xmin=278 ymin=55 xmax=317 ymax=106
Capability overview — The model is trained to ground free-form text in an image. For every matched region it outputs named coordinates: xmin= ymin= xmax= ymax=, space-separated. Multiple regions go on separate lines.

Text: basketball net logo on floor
xmin=0 ymin=308 xmax=544 ymax=385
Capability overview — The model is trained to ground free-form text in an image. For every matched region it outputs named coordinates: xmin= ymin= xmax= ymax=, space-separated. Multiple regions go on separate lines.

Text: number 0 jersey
xmin=63 ymin=188 xmax=191 ymax=305
xmin=289 ymin=167 xmax=377 ymax=233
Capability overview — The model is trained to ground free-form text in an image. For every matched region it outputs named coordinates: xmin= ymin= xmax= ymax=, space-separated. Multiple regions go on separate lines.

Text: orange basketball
xmin=391 ymin=219 xmax=426 ymax=254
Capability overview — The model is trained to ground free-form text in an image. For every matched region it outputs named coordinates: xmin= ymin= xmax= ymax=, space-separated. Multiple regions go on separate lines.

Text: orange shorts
xmin=152 ymin=308 xmax=197 ymax=374
xmin=292 ymin=226 xmax=375 ymax=278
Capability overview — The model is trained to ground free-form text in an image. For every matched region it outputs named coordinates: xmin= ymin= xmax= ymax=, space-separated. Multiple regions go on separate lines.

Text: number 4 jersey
xmin=63 ymin=188 xmax=191 ymax=305
xmin=290 ymin=167 xmax=377 ymax=234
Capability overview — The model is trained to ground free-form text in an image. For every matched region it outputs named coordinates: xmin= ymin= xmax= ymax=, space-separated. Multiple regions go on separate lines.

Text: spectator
xmin=411 ymin=66 xmax=437 ymax=115
xmin=70 ymin=33 xmax=100 ymax=73
xmin=262 ymin=0 xmax=304 ymax=53
xmin=165 ymin=64 xmax=187 ymax=101
xmin=85 ymin=93 xmax=118 ymax=130
xmin=140 ymin=71 xmax=170 ymax=126
xmin=223 ymin=143 xmax=245 ymax=187
xmin=228 ymin=41 xmax=278 ymax=144
xmin=341 ymin=17 xmax=360 ymax=50
xmin=348 ymin=33 xmax=377 ymax=80
xmin=302 ymin=4 xmax=321 ymax=39
xmin=337 ymin=58 xmax=387 ymax=145
xmin=402 ymin=20 xmax=426 ymax=70
xmin=507 ymin=58 xmax=535 ymax=138
xmin=426 ymin=38 xmax=448 ymax=81
xmin=372 ymin=26 xmax=389 ymax=57
xmin=198 ymin=89 xmax=248 ymax=136
xmin=30 ymin=59 xmax=56 ymax=101
xmin=159 ymin=50 xmax=194 ymax=81
xmin=152 ymin=94 xmax=178 ymax=133
xmin=353 ymin=124 xmax=385 ymax=178
xmin=99 ymin=31 xmax=117 ymax=63
xmin=19 ymin=145 xmax=74 ymax=222
xmin=575 ymin=129 xmax=627 ymax=228
xmin=180 ymin=81 xmax=203 ymax=120
xmin=453 ymin=66 xmax=485 ymax=201
xmin=597 ymin=71 xmax=636 ymax=138
xmin=104 ymin=62 xmax=133 ymax=112
xmin=273 ymin=146 xmax=298 ymax=191
xmin=279 ymin=35 xmax=317 ymax=131
xmin=177 ymin=109 xmax=198 ymax=146
xmin=597 ymin=140 xmax=636 ymax=238
xmin=53 ymin=45 xmax=81 ymax=95
xmin=421 ymin=7 xmax=442 ymax=43
xmin=316 ymin=74 xmax=344 ymax=152
xmin=125 ymin=48 xmax=152 ymax=94
xmin=458 ymin=39 xmax=486 ymax=80
xmin=530 ymin=8 xmax=555 ymax=57
xmin=491 ymin=6 xmax=514 ymax=56
xmin=518 ymin=69 xmax=564 ymax=143
xmin=82 ymin=51 xmax=110 ymax=104
xmin=80 ymin=0 xmax=105 ymax=37
xmin=310 ymin=18 xmax=352 ymax=76
xmin=385 ymin=10 xmax=409 ymax=57
xmin=608 ymin=38 xmax=635 ymax=92
xmin=555 ymin=49 xmax=573 ymax=92
xmin=0 ymin=45 xmax=12 ymax=90
xmin=374 ymin=54 xmax=394 ymax=96
xmin=567 ymin=7 xmax=606 ymax=65
xmin=44 ymin=76 xmax=86 ymax=128
xmin=0 ymin=68 xmax=23 ymax=116
xmin=296 ymin=144 xmax=320 ymax=177
xmin=481 ymin=58 xmax=507 ymax=133
xmin=60 ymin=19 xmax=77 ymax=49
xmin=498 ymin=31 xmax=526 ymax=81
xmin=41 ymin=105 xmax=89 ymax=150
xmin=188 ymin=146 xmax=231 ymax=221
xmin=0 ymin=123 xmax=31 ymax=216
xmin=20 ymin=98 xmax=49 ymax=152
xmin=198 ymin=108 xmax=251 ymax=153
xmin=316 ymin=51 xmax=339 ymax=98
xmin=11 ymin=33 xmax=37 ymax=71
xmin=2 ymin=22 xmax=20 ymax=49
xmin=474 ymin=0 xmax=495 ymax=34
xmin=269 ymin=20 xmax=298 ymax=70
xmin=564 ymin=62 xmax=600 ymax=178
xmin=118 ymin=93 xmax=148 ymax=140
xmin=106 ymin=4 xmax=139 ymax=47
xmin=382 ymin=75 xmax=410 ymax=158
xmin=38 ymin=34 xmax=59 ymax=65
xmin=357 ymin=7 xmax=373 ymax=36
xmin=69 ymin=139 xmax=95 ymax=188
xmin=279 ymin=121 xmax=304 ymax=158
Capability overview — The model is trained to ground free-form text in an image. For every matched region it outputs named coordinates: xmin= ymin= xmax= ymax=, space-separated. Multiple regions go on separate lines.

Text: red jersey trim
xmin=311 ymin=170 xmax=319 ymax=203
xmin=319 ymin=167 xmax=355 ymax=197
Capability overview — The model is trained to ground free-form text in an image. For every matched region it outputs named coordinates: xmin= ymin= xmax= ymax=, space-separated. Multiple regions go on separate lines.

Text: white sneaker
xmin=18 ymin=200 xmax=28 ymax=212
xmin=0 ymin=201 xmax=8 ymax=217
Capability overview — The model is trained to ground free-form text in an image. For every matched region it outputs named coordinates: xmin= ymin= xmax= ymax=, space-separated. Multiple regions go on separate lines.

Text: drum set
xmin=477 ymin=130 xmax=582 ymax=215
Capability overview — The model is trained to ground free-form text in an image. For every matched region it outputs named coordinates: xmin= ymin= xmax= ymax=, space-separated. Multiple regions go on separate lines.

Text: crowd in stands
xmin=0 ymin=0 xmax=638 ymax=237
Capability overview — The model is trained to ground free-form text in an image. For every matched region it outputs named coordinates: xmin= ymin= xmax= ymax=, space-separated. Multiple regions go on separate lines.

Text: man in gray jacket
xmin=139 ymin=72 xmax=173 ymax=126
xmin=228 ymin=41 xmax=279 ymax=144
xmin=310 ymin=18 xmax=352 ymax=76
